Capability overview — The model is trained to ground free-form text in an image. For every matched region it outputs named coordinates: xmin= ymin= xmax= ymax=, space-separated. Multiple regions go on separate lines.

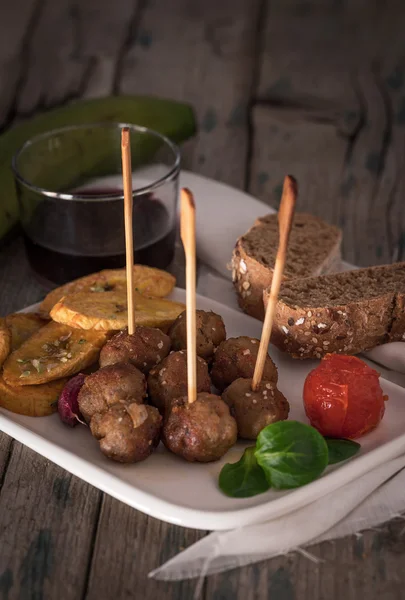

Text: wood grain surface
xmin=250 ymin=0 xmax=405 ymax=267
xmin=0 ymin=1 xmax=404 ymax=599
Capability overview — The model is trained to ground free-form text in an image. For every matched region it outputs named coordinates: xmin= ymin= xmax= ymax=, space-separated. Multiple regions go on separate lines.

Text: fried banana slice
xmin=50 ymin=291 xmax=185 ymax=332
xmin=108 ymin=266 xmax=175 ymax=297
xmin=0 ymin=318 xmax=11 ymax=368
xmin=3 ymin=321 xmax=106 ymax=386
xmin=0 ymin=375 xmax=67 ymax=416
xmin=6 ymin=313 xmax=47 ymax=351
xmin=38 ymin=266 xmax=176 ymax=317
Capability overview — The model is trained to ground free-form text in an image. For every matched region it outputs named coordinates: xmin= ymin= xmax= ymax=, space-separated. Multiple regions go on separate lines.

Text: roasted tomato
xmin=303 ymin=354 xmax=388 ymax=439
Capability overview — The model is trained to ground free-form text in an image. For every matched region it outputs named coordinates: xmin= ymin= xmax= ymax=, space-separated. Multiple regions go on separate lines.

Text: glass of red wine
xmin=12 ymin=123 xmax=180 ymax=286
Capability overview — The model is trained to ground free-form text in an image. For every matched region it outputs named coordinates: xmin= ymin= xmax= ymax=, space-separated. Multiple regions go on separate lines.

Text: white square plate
xmin=1 ymin=288 xmax=405 ymax=531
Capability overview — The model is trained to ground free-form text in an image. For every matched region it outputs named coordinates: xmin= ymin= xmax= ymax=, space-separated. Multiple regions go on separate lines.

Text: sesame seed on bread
xmin=267 ymin=262 xmax=405 ymax=359
xmin=232 ymin=213 xmax=342 ymax=320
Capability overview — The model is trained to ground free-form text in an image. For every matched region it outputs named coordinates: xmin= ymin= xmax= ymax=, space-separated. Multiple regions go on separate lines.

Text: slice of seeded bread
xmin=266 ymin=262 xmax=405 ymax=359
xmin=232 ymin=213 xmax=342 ymax=320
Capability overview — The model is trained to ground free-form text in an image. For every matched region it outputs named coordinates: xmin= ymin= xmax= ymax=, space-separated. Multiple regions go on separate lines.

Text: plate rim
xmin=0 ymin=290 xmax=404 ymax=531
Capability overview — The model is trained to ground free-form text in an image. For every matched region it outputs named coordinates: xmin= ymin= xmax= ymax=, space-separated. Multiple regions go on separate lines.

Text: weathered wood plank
xmin=0 ymin=238 xmax=48 ymax=314
xmin=251 ymin=0 xmax=360 ymax=261
xmin=0 ymin=442 xmax=101 ymax=600
xmin=205 ymin=522 xmax=405 ymax=600
xmin=0 ymin=433 xmax=13 ymax=485
xmin=0 ymin=0 xmax=40 ymax=126
xmin=78 ymin=0 xmax=140 ymax=99
xmin=119 ymin=0 xmax=262 ymax=188
xmin=256 ymin=0 xmax=360 ymax=136
xmin=333 ymin=0 xmax=391 ymax=266
xmin=16 ymin=0 xmax=140 ymax=114
xmin=249 ymin=104 xmax=347 ymax=225
xmin=332 ymin=68 xmax=389 ymax=266
xmin=251 ymin=0 xmax=405 ymax=267
xmin=323 ymin=1 xmax=405 ymax=266
xmin=85 ymin=497 xmax=205 ymax=600
xmin=369 ymin=1 xmax=405 ymax=263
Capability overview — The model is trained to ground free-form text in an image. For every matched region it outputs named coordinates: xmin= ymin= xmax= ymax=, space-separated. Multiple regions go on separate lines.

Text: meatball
xmin=222 ymin=378 xmax=290 ymax=440
xmin=90 ymin=403 xmax=162 ymax=463
xmin=168 ymin=310 xmax=226 ymax=362
xmin=211 ymin=336 xmax=278 ymax=392
xmin=162 ymin=392 xmax=237 ymax=462
xmin=78 ymin=363 xmax=146 ymax=423
xmin=148 ymin=350 xmax=211 ymax=414
xmin=99 ymin=326 xmax=170 ymax=373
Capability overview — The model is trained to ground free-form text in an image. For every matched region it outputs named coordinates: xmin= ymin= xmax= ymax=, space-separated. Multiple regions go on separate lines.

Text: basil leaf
xmin=219 ymin=447 xmax=270 ymax=498
xmin=255 ymin=421 xmax=329 ymax=489
xmin=325 ymin=438 xmax=361 ymax=465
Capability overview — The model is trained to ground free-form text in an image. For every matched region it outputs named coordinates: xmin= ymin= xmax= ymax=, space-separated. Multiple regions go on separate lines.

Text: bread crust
xmin=232 ymin=214 xmax=342 ymax=321
xmin=232 ymin=240 xmax=278 ymax=320
xmin=265 ymin=270 xmax=405 ymax=359
xmin=391 ymin=293 xmax=405 ymax=342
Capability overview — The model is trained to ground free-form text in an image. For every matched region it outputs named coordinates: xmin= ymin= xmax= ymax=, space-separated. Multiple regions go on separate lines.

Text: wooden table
xmin=1 ymin=1 xmax=405 ymax=598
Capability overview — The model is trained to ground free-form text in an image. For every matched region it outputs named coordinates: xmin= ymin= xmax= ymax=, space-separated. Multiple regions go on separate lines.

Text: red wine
xmin=23 ymin=187 xmax=176 ymax=285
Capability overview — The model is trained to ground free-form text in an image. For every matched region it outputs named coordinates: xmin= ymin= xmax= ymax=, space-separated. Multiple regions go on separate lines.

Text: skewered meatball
xmin=162 ymin=392 xmax=237 ymax=462
xmin=148 ymin=350 xmax=211 ymax=414
xmin=211 ymin=336 xmax=278 ymax=392
xmin=99 ymin=326 xmax=171 ymax=373
xmin=168 ymin=310 xmax=226 ymax=362
xmin=78 ymin=363 xmax=146 ymax=423
xmin=90 ymin=403 xmax=162 ymax=463
xmin=222 ymin=378 xmax=290 ymax=440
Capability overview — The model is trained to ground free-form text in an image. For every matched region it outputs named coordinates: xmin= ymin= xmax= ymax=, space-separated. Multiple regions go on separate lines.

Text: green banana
xmin=0 ymin=96 xmax=196 ymax=241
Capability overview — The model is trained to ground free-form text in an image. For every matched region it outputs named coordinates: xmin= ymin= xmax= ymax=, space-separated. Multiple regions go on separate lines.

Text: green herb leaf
xmin=255 ymin=421 xmax=329 ymax=490
xmin=325 ymin=438 xmax=361 ymax=465
xmin=31 ymin=359 xmax=43 ymax=373
xmin=219 ymin=447 xmax=270 ymax=498
xmin=78 ymin=339 xmax=86 ymax=344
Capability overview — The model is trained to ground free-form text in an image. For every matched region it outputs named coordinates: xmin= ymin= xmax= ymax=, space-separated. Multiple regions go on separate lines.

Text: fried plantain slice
xmin=3 ymin=321 xmax=106 ymax=386
xmin=0 ymin=318 xmax=11 ymax=368
xmin=0 ymin=375 xmax=67 ymax=416
xmin=107 ymin=266 xmax=175 ymax=297
xmin=50 ymin=291 xmax=185 ymax=332
xmin=6 ymin=312 xmax=47 ymax=351
xmin=38 ymin=265 xmax=176 ymax=317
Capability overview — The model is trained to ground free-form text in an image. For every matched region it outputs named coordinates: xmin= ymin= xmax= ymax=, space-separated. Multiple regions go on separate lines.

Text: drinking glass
xmin=12 ymin=123 xmax=180 ymax=286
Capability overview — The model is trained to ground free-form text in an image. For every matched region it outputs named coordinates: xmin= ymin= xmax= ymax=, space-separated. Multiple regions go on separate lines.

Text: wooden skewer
xmin=180 ymin=188 xmax=197 ymax=404
xmin=251 ymin=175 xmax=298 ymax=391
xmin=121 ymin=127 xmax=136 ymax=336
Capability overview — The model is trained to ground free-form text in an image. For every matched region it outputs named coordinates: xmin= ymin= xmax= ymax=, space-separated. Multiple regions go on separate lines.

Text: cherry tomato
xmin=303 ymin=354 xmax=387 ymax=439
